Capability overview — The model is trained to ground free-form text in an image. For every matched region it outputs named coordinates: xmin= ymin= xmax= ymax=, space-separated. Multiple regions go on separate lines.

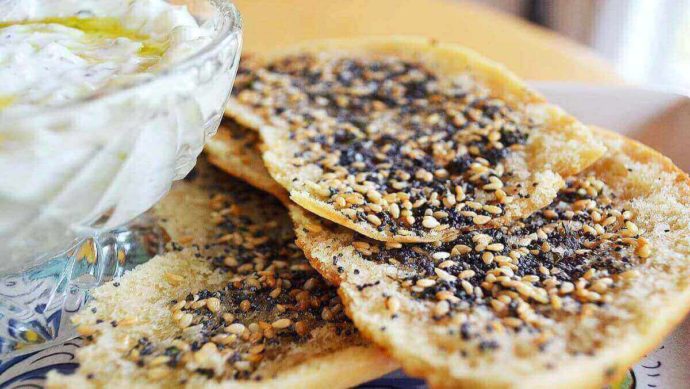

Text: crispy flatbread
xmin=46 ymin=161 xmax=396 ymax=389
xmin=226 ymin=37 xmax=606 ymax=243
xmin=206 ymin=121 xmax=289 ymax=204
xmin=207 ymin=123 xmax=690 ymax=388
xmin=292 ymin=129 xmax=690 ymax=388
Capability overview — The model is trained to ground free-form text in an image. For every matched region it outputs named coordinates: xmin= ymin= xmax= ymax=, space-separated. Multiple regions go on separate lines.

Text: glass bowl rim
xmin=0 ymin=0 xmax=242 ymax=122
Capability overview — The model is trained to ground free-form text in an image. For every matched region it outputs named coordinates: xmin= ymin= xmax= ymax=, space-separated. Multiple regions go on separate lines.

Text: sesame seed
xmin=206 ymin=297 xmax=221 ymax=313
xmin=271 ymin=318 xmax=292 ymax=329
xmin=417 ymin=278 xmax=436 ymax=287
xmin=581 ymin=225 xmax=596 ymax=237
xmin=353 ymin=241 xmax=371 ymax=251
xmin=422 ymin=216 xmax=441 ymax=229
xmin=503 ymin=317 xmax=523 ymax=328
xmin=435 ymin=268 xmax=457 ymax=282
xmin=483 ymin=180 xmax=504 ymax=191
xmin=521 ymin=275 xmax=540 ymax=283
xmin=560 ymin=282 xmax=575 ymax=294
xmin=178 ymin=313 xmax=193 ymax=328
xmin=483 ymin=205 xmax=503 ymax=215
xmin=435 ymin=291 xmax=455 ymax=301
xmin=550 ymin=295 xmax=563 ymax=310
xmin=222 ymin=313 xmax=235 ymax=323
xmin=636 ymin=239 xmax=651 ymax=258
xmin=486 ymin=243 xmax=504 ymax=252
xmin=367 ymin=190 xmax=382 ymax=203
xmin=191 ymin=299 xmax=206 ymax=310
xmin=390 ymin=203 xmax=401 ymax=219
xmin=172 ymin=310 xmax=184 ymax=321
xmin=226 ymin=323 xmax=246 ymax=335
xmin=583 ymin=268 xmax=596 ymax=280
xmin=602 ymin=216 xmax=617 ymax=227
xmin=543 ymin=209 xmax=558 ymax=219
xmin=433 ymin=211 xmax=449 ymax=219
xmin=473 ymin=215 xmax=492 ymax=225
xmin=294 ymin=321 xmax=309 ymax=336
xmin=385 ymin=241 xmax=403 ymax=249
xmin=491 ymin=299 xmax=506 ymax=313
xmin=461 ymin=280 xmax=474 ymax=295
xmin=269 ymin=287 xmax=282 ymax=299
xmin=211 ymin=333 xmax=234 ymax=345
xmin=172 ymin=300 xmax=186 ymax=311
xmin=367 ymin=214 xmax=383 ymax=226
xmin=451 ymin=244 xmax=472 ymax=255
xmin=432 ymin=251 xmax=451 ymax=260
xmin=369 ymin=204 xmax=383 ymax=213
xmin=433 ymin=300 xmax=450 ymax=317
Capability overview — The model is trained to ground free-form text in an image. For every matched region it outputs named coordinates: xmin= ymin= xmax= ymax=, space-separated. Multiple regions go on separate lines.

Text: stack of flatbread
xmin=49 ymin=37 xmax=690 ymax=388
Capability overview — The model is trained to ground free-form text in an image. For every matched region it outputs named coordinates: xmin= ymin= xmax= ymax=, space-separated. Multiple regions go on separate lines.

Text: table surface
xmin=233 ymin=0 xmax=622 ymax=83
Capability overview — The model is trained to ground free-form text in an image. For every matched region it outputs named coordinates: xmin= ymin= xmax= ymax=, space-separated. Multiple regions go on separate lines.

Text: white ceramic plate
xmin=534 ymin=82 xmax=690 ymax=173
xmin=1 ymin=84 xmax=688 ymax=388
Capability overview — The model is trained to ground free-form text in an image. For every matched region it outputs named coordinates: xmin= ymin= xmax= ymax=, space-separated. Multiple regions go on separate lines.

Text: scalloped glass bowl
xmin=0 ymin=0 xmax=242 ymax=355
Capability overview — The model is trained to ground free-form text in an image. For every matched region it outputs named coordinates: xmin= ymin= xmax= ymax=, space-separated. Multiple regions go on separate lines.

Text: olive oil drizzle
xmin=0 ymin=95 xmax=15 ymax=111
xmin=0 ymin=17 xmax=168 ymax=61
xmin=0 ymin=17 xmax=170 ymax=110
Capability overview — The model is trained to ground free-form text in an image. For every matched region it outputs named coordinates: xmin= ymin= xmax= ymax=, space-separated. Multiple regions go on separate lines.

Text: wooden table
xmin=233 ymin=0 xmax=621 ymax=83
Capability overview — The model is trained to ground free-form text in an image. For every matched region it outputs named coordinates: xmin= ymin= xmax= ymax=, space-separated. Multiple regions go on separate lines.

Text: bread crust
xmin=206 ymin=123 xmax=690 ymax=388
xmin=206 ymin=121 xmax=290 ymax=205
xmin=293 ymin=128 xmax=690 ymax=388
xmin=46 ymin=162 xmax=397 ymax=389
xmin=226 ymin=36 xmax=606 ymax=243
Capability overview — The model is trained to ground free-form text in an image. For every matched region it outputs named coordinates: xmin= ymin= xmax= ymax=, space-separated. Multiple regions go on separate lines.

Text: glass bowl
xmin=0 ymin=0 xmax=242 ymax=355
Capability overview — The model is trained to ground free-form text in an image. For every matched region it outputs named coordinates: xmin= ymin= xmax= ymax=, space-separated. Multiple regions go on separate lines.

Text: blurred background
xmin=477 ymin=0 xmax=690 ymax=92
xmin=234 ymin=0 xmax=689 ymax=92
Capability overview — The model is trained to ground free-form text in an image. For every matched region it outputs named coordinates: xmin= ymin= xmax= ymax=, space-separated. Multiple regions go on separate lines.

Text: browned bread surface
xmin=226 ymin=37 xmax=605 ymax=243
xmin=292 ymin=129 xmax=690 ymax=388
xmin=207 ymin=123 xmax=690 ymax=388
xmin=46 ymin=161 xmax=396 ymax=389
xmin=206 ymin=121 xmax=289 ymax=205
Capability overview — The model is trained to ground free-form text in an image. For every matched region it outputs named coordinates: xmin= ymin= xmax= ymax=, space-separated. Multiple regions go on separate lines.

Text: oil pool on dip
xmin=0 ymin=0 xmax=211 ymax=114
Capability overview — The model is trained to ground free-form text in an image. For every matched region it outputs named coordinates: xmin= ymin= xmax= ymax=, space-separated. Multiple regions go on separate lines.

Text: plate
xmin=1 ymin=84 xmax=689 ymax=388
xmin=534 ymin=82 xmax=690 ymax=172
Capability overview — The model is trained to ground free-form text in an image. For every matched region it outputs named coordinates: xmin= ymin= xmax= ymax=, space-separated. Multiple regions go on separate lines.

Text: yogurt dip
xmin=0 ymin=0 xmax=241 ymax=268
xmin=0 ymin=0 xmax=211 ymax=114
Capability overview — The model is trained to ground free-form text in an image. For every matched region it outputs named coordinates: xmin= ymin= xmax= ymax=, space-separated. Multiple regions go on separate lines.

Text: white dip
xmin=0 ymin=0 xmax=211 ymax=113
xmin=0 ymin=0 xmax=238 ymax=268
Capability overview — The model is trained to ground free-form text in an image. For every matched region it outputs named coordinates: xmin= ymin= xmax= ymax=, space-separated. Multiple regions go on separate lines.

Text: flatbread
xmin=207 ymin=119 xmax=690 ymax=388
xmin=226 ymin=37 xmax=606 ymax=243
xmin=46 ymin=161 xmax=396 ymax=389
xmin=206 ymin=120 xmax=289 ymax=204
xmin=205 ymin=122 xmax=690 ymax=387
xmin=292 ymin=129 xmax=690 ymax=388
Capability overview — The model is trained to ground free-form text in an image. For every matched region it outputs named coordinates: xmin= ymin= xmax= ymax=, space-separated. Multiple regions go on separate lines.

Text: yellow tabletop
xmin=233 ymin=0 xmax=621 ymax=83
